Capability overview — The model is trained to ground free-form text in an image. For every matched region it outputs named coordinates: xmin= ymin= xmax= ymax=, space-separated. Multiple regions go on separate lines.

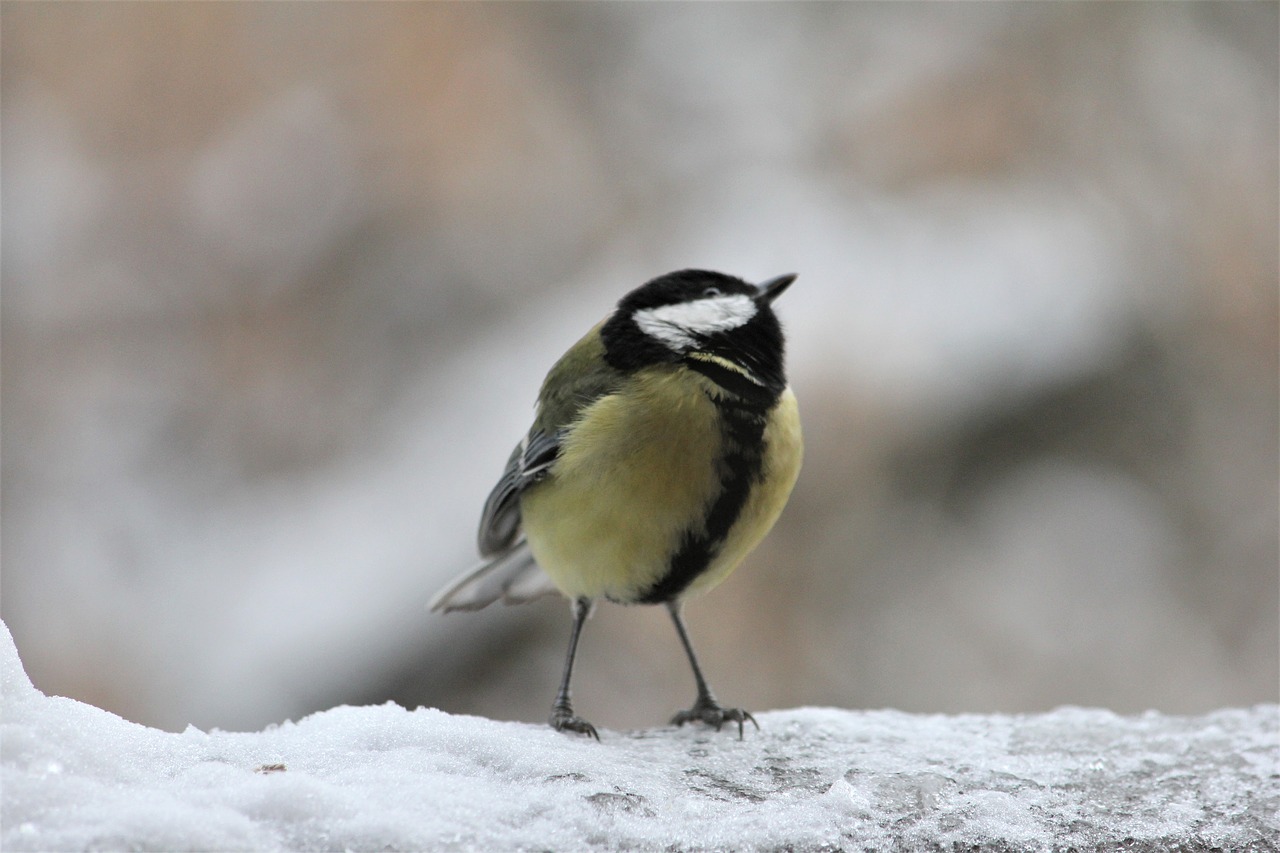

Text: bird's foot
xmin=670 ymin=697 xmax=759 ymax=739
xmin=550 ymin=705 xmax=600 ymax=740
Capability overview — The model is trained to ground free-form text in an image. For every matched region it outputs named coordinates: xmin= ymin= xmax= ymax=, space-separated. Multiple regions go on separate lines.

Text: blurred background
xmin=2 ymin=3 xmax=1276 ymax=733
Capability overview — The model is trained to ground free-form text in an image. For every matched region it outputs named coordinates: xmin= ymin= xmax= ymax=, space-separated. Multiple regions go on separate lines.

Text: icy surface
xmin=2 ymin=624 xmax=1275 ymax=852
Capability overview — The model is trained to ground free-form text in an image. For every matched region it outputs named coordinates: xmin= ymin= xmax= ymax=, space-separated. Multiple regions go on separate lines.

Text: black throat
xmin=681 ymin=356 xmax=779 ymax=408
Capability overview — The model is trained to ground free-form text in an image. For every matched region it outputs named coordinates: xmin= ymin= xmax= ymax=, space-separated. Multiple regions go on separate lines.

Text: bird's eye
xmin=702 ymin=287 xmax=722 ymax=298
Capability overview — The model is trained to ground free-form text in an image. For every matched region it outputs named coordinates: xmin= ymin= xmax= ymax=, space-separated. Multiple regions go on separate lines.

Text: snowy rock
xmin=2 ymin=622 xmax=1276 ymax=852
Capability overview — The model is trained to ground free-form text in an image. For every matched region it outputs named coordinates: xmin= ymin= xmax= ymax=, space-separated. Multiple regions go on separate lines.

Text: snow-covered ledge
xmin=2 ymin=624 xmax=1275 ymax=852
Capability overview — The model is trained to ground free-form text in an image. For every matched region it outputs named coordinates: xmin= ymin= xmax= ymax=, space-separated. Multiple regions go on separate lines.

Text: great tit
xmin=430 ymin=269 xmax=803 ymax=739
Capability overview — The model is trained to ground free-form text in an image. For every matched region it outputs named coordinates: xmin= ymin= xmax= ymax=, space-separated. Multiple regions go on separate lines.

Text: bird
xmin=430 ymin=269 xmax=803 ymax=739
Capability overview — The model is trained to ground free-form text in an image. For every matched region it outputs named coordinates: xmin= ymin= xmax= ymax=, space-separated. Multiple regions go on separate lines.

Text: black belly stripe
xmin=636 ymin=394 xmax=770 ymax=604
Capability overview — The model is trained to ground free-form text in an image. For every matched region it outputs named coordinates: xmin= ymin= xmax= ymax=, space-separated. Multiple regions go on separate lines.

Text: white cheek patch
xmin=634 ymin=294 xmax=757 ymax=351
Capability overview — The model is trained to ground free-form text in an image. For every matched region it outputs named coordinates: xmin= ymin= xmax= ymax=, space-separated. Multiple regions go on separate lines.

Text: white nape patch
xmin=634 ymin=294 xmax=757 ymax=351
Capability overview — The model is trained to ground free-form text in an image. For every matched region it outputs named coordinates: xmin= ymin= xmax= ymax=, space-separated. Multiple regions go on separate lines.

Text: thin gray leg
xmin=549 ymin=597 xmax=599 ymax=740
xmin=667 ymin=601 xmax=758 ymax=739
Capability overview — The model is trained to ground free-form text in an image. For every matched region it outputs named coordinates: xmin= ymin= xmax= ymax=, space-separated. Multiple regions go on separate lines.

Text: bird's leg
xmin=667 ymin=601 xmax=758 ymax=738
xmin=549 ymin=597 xmax=599 ymax=740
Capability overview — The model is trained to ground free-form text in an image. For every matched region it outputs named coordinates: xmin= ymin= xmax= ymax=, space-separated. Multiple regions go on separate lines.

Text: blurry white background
xmin=2 ymin=3 xmax=1276 ymax=733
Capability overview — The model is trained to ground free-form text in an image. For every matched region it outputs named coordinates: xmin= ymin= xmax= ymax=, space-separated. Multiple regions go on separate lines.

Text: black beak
xmin=754 ymin=273 xmax=797 ymax=305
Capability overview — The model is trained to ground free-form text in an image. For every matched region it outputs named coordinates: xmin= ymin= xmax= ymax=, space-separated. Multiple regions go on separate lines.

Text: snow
xmin=3 ymin=622 xmax=1276 ymax=852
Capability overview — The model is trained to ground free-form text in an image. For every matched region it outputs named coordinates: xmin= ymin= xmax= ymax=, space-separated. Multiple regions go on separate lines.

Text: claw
xmin=671 ymin=698 xmax=759 ymax=739
xmin=551 ymin=709 xmax=600 ymax=741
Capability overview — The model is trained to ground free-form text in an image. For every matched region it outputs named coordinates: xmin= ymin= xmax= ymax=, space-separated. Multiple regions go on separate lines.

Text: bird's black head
xmin=601 ymin=269 xmax=794 ymax=392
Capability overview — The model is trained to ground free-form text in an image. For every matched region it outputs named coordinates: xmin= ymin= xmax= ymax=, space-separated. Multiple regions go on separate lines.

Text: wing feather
xmin=476 ymin=430 xmax=562 ymax=556
xmin=429 ymin=539 xmax=559 ymax=612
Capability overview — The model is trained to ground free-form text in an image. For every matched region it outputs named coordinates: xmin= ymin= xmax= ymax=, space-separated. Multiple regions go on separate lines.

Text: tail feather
xmin=429 ymin=540 xmax=560 ymax=612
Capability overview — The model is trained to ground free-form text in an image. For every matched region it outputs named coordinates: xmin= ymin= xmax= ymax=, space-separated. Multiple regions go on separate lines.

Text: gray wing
xmin=430 ymin=429 xmax=563 ymax=613
xmin=476 ymin=429 xmax=561 ymax=556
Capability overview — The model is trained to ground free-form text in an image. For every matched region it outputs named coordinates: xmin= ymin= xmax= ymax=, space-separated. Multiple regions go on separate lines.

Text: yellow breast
xmin=520 ymin=368 xmax=802 ymax=603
